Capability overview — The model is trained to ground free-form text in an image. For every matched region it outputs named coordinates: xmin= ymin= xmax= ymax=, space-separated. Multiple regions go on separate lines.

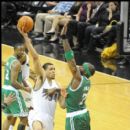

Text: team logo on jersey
xmin=42 ymin=88 xmax=60 ymax=101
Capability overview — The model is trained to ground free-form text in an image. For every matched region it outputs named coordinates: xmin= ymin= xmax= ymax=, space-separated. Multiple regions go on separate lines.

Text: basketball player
xmin=2 ymin=47 xmax=35 ymax=130
xmin=18 ymin=26 xmax=65 ymax=130
xmin=2 ymin=45 xmax=31 ymax=130
xmin=60 ymin=25 xmax=95 ymax=130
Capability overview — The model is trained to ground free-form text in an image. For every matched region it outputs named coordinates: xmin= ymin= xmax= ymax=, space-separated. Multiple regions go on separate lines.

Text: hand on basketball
xmin=17 ymin=25 xmax=28 ymax=37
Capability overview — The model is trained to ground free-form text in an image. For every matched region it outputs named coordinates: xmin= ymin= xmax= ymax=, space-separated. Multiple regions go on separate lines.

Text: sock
xmin=26 ymin=126 xmax=30 ymax=130
xmin=9 ymin=125 xmax=14 ymax=130
xmin=17 ymin=124 xmax=25 ymax=130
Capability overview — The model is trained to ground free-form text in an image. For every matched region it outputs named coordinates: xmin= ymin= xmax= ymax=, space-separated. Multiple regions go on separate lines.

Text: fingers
xmin=8 ymin=92 xmax=16 ymax=97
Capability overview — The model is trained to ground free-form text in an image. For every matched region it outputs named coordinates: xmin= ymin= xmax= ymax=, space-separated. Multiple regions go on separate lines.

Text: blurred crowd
xmin=1 ymin=1 xmax=127 ymax=59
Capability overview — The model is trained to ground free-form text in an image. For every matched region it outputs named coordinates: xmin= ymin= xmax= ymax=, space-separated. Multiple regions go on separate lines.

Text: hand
xmin=45 ymin=88 xmax=60 ymax=96
xmin=4 ymin=93 xmax=16 ymax=106
xmin=60 ymin=88 xmax=68 ymax=98
xmin=24 ymin=87 xmax=32 ymax=93
xmin=17 ymin=24 xmax=28 ymax=38
xmin=107 ymin=7 xmax=112 ymax=13
xmin=48 ymin=10 xmax=56 ymax=14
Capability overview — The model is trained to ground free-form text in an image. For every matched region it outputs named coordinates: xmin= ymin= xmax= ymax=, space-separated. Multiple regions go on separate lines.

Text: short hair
xmin=14 ymin=44 xmax=23 ymax=50
xmin=42 ymin=63 xmax=53 ymax=70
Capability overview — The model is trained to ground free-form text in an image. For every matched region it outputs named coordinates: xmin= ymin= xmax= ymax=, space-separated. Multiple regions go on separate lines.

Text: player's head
xmin=79 ymin=62 xmax=95 ymax=78
xmin=14 ymin=44 xmax=26 ymax=65
xmin=42 ymin=63 xmax=55 ymax=79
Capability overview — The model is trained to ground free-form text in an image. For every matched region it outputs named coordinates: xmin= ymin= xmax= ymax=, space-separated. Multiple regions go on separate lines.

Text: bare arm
xmin=17 ymin=27 xmax=46 ymax=80
xmin=11 ymin=61 xmax=29 ymax=92
xmin=61 ymin=26 xmax=82 ymax=89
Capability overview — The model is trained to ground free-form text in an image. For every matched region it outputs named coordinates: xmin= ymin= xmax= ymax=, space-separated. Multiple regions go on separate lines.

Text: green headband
xmin=83 ymin=63 xmax=91 ymax=77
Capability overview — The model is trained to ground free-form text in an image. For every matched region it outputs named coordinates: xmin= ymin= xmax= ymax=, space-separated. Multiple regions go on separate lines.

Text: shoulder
xmin=11 ymin=60 xmax=21 ymax=70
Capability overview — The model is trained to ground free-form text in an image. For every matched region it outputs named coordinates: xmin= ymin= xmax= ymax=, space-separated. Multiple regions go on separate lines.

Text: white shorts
xmin=28 ymin=110 xmax=54 ymax=130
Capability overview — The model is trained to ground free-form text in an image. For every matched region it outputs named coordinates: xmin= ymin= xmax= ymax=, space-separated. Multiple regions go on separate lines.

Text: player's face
xmin=79 ymin=66 xmax=88 ymax=77
xmin=19 ymin=53 xmax=26 ymax=65
xmin=46 ymin=65 xmax=55 ymax=79
xmin=15 ymin=46 xmax=25 ymax=56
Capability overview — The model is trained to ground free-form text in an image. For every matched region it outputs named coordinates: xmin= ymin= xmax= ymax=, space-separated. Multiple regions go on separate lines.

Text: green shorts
xmin=66 ymin=111 xmax=90 ymax=130
xmin=2 ymin=86 xmax=29 ymax=117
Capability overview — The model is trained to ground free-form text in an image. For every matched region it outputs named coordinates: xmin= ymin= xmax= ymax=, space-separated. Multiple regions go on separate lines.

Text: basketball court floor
xmin=2 ymin=44 xmax=130 ymax=130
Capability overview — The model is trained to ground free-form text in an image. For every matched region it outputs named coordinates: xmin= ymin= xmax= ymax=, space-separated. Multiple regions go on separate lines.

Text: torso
xmin=65 ymin=76 xmax=90 ymax=113
xmin=32 ymin=78 xmax=59 ymax=118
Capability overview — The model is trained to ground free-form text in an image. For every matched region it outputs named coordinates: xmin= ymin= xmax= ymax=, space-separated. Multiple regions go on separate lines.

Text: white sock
xmin=26 ymin=126 xmax=30 ymax=130
xmin=8 ymin=125 xmax=14 ymax=130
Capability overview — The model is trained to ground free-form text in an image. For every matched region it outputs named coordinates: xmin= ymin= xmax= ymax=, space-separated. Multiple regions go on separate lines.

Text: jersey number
xmin=79 ymin=93 xmax=87 ymax=105
xmin=5 ymin=70 xmax=9 ymax=80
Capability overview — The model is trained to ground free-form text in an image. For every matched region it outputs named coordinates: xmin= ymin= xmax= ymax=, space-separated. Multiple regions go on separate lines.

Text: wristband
xmin=65 ymin=50 xmax=74 ymax=61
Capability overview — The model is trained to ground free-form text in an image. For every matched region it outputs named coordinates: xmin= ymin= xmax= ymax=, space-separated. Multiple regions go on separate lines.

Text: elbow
xmin=33 ymin=55 xmax=39 ymax=61
xmin=11 ymin=80 xmax=18 ymax=89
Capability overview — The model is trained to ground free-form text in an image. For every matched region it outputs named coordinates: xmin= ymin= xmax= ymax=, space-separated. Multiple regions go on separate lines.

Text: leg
xmin=47 ymin=15 xmax=64 ymax=33
xmin=34 ymin=13 xmax=48 ymax=33
xmin=2 ymin=116 xmax=13 ymax=130
xmin=83 ymin=25 xmax=96 ymax=49
xmin=9 ymin=117 xmax=17 ymax=130
xmin=66 ymin=20 xmax=78 ymax=47
xmin=87 ymin=26 xmax=105 ymax=51
xmin=17 ymin=117 xmax=28 ymax=130
xmin=77 ymin=22 xmax=90 ymax=48
xmin=44 ymin=15 xmax=56 ymax=36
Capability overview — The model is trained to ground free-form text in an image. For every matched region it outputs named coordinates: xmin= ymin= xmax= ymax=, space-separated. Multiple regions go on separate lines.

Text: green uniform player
xmin=61 ymin=25 xmax=95 ymax=130
xmin=2 ymin=56 xmax=28 ymax=117
xmin=65 ymin=76 xmax=91 ymax=130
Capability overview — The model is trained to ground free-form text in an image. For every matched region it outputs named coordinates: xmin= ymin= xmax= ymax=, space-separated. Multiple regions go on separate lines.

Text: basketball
xmin=17 ymin=16 xmax=34 ymax=33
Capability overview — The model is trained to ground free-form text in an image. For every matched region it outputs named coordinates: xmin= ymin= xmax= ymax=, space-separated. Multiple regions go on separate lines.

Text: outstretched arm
xmin=61 ymin=25 xmax=82 ymax=85
xmin=17 ymin=26 xmax=46 ymax=80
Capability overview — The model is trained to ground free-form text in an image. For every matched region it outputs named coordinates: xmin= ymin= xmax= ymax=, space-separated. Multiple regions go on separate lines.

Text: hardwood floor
xmin=2 ymin=44 xmax=130 ymax=130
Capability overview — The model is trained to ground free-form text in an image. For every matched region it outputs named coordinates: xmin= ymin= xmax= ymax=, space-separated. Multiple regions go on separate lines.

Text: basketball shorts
xmin=2 ymin=85 xmax=29 ymax=117
xmin=66 ymin=109 xmax=91 ymax=130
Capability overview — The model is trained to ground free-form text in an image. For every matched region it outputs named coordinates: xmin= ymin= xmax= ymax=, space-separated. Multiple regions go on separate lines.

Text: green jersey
xmin=65 ymin=76 xmax=90 ymax=113
xmin=4 ymin=56 xmax=22 ymax=86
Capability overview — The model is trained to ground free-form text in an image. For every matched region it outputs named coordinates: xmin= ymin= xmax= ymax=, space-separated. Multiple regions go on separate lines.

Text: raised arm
xmin=61 ymin=25 xmax=81 ymax=82
xmin=17 ymin=27 xmax=46 ymax=80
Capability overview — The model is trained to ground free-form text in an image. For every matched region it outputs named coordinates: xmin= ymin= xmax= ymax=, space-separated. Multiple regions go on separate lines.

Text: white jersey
xmin=32 ymin=78 xmax=59 ymax=118
xmin=21 ymin=54 xmax=30 ymax=80
xmin=20 ymin=54 xmax=32 ymax=108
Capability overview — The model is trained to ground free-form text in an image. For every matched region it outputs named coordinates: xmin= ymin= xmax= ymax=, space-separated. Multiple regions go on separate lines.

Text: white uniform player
xmin=28 ymin=78 xmax=59 ymax=130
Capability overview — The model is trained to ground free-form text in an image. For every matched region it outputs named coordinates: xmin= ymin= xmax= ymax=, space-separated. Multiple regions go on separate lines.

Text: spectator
xmin=76 ymin=1 xmax=108 ymax=50
xmin=46 ymin=2 xmax=82 ymax=42
xmin=66 ymin=1 xmax=94 ymax=47
xmin=32 ymin=1 xmax=75 ymax=39
xmin=86 ymin=1 xmax=120 ymax=53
